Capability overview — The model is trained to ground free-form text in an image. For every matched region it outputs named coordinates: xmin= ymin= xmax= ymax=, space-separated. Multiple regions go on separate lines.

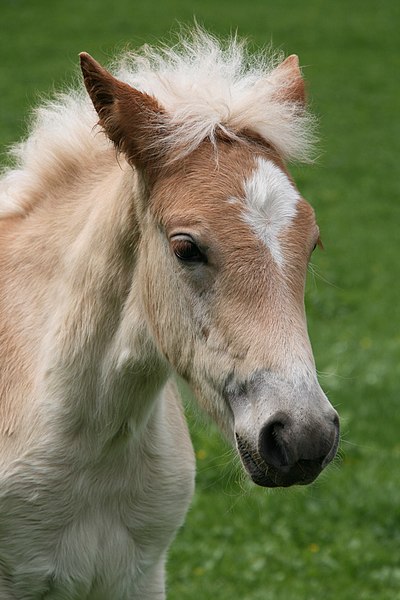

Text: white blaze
xmin=241 ymin=157 xmax=300 ymax=266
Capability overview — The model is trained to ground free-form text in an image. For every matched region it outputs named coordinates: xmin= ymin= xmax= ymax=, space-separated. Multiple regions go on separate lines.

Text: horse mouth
xmin=235 ymin=435 xmax=321 ymax=488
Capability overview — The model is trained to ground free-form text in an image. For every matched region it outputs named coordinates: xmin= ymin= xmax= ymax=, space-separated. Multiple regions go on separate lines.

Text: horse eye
xmin=171 ymin=236 xmax=206 ymax=263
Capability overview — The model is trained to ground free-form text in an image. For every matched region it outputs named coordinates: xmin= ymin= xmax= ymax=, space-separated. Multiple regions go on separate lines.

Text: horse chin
xmin=248 ymin=467 xmax=319 ymax=489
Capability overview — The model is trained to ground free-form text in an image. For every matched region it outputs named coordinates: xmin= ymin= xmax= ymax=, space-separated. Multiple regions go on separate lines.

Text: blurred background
xmin=1 ymin=1 xmax=399 ymax=598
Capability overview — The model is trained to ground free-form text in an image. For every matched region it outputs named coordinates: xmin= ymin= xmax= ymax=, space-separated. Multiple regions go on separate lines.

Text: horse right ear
xmin=271 ymin=54 xmax=306 ymax=106
xmin=80 ymin=52 xmax=166 ymax=176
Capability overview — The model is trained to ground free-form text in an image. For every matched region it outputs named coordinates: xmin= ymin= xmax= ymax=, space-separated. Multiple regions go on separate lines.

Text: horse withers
xmin=0 ymin=31 xmax=339 ymax=599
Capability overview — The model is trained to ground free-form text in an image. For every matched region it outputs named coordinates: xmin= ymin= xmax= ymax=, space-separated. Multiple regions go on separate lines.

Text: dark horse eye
xmin=170 ymin=235 xmax=206 ymax=263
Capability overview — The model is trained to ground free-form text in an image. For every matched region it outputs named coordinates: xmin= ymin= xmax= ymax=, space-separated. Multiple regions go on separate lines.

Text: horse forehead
xmin=152 ymin=141 xmax=257 ymax=222
xmin=156 ymin=143 xmax=272 ymax=213
xmin=238 ymin=156 xmax=304 ymax=265
xmin=241 ymin=157 xmax=299 ymax=225
xmin=154 ymin=143 xmax=313 ymax=250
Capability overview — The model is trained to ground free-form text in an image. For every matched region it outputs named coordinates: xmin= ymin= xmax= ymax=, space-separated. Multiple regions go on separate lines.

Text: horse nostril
xmin=258 ymin=415 xmax=292 ymax=470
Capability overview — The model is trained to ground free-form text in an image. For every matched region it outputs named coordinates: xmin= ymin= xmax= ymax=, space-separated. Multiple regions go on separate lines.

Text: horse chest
xmin=0 ymin=425 xmax=195 ymax=599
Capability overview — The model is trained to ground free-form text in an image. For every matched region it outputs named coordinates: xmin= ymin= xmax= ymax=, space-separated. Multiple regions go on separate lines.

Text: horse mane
xmin=0 ymin=28 xmax=316 ymax=218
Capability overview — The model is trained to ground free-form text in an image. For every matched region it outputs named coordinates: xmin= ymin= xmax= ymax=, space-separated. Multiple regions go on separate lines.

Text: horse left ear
xmin=80 ymin=52 xmax=166 ymax=175
xmin=272 ymin=54 xmax=306 ymax=106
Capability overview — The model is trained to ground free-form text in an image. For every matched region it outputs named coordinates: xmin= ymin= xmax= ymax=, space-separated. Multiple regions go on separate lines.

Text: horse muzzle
xmin=235 ymin=409 xmax=340 ymax=488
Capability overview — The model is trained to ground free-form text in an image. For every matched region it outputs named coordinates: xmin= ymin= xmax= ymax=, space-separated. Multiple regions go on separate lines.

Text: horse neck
xmin=15 ymin=160 xmax=168 ymax=455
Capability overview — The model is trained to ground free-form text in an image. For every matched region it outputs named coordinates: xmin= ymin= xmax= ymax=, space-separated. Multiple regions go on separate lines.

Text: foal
xmin=0 ymin=31 xmax=339 ymax=598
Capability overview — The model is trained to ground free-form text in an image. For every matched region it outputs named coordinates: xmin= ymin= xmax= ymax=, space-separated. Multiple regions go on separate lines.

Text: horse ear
xmin=80 ymin=52 xmax=166 ymax=174
xmin=272 ymin=54 xmax=306 ymax=106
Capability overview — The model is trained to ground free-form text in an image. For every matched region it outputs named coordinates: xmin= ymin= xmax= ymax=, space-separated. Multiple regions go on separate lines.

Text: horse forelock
xmin=0 ymin=28 xmax=316 ymax=218
xmin=117 ymin=28 xmax=316 ymax=163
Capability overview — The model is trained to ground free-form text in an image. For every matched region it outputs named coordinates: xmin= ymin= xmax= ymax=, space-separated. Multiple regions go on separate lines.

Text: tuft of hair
xmin=0 ymin=91 xmax=111 ymax=217
xmin=0 ymin=27 xmax=316 ymax=217
xmin=116 ymin=28 xmax=316 ymax=162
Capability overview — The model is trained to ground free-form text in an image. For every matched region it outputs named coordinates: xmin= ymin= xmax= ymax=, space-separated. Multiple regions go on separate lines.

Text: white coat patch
xmin=241 ymin=157 xmax=300 ymax=266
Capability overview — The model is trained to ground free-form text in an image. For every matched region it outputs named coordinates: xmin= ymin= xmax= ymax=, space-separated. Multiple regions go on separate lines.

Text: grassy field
xmin=1 ymin=0 xmax=399 ymax=598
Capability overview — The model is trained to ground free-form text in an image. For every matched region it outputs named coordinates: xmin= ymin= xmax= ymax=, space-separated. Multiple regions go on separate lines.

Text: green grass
xmin=1 ymin=0 xmax=400 ymax=598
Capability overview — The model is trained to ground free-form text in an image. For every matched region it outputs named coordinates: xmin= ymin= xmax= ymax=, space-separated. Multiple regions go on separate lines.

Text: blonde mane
xmin=0 ymin=29 xmax=316 ymax=218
